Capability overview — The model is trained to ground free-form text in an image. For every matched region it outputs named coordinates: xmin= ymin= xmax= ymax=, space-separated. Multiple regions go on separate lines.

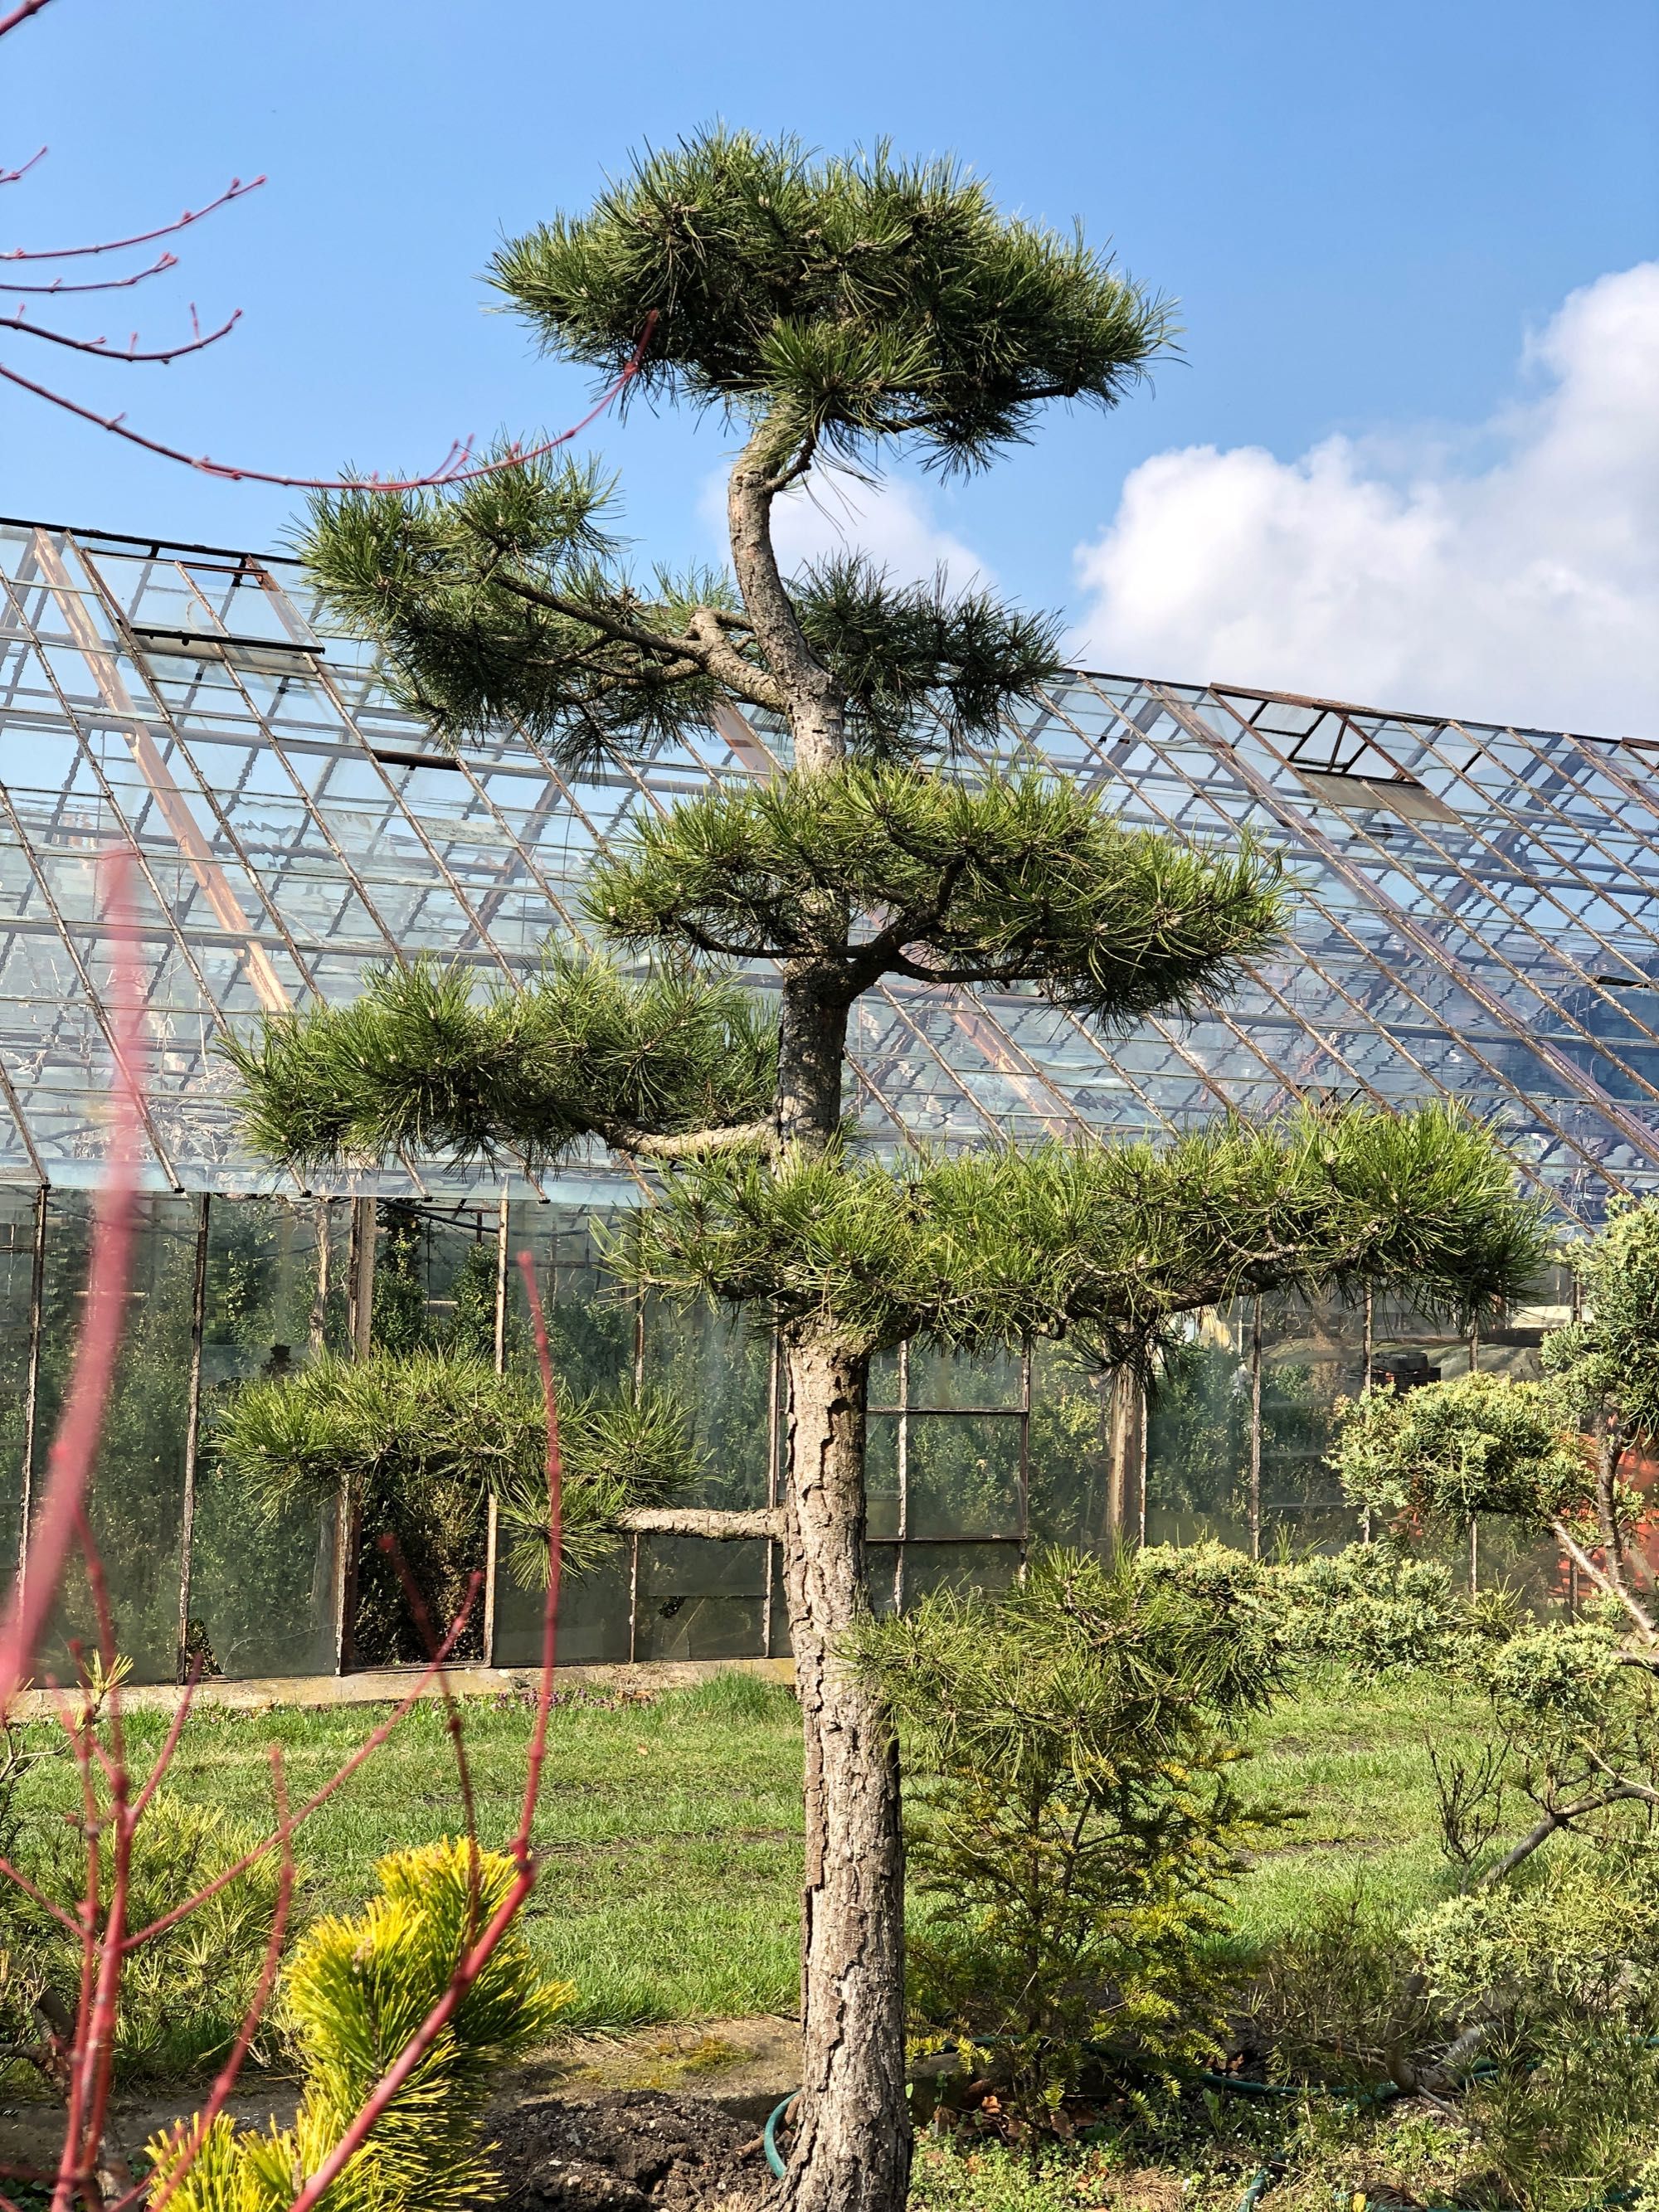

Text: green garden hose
xmin=764 ymin=2093 xmax=798 ymax=2180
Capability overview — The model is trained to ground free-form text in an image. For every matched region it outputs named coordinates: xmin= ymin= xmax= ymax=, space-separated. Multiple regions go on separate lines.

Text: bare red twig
xmin=0 ymin=311 xmax=658 ymax=489
xmin=129 ymin=1651 xmax=207 ymax=1824
xmin=122 ymin=1581 xmax=479 ymax=1953
xmin=0 ymin=0 xmax=658 ymax=492
xmin=383 ymin=1538 xmax=484 ymax=1876
xmin=7 ymin=250 xmax=179 ymax=294
xmin=0 ymin=304 xmax=241 ymax=363
xmin=2 ymin=177 xmax=265 ymax=264
xmin=0 ymin=1852 xmax=81 ymax=1935
xmin=0 ymin=0 xmax=55 ymax=40
xmin=280 ymin=1262 xmax=562 ymax=2212
xmin=0 ymin=148 xmax=47 ymax=187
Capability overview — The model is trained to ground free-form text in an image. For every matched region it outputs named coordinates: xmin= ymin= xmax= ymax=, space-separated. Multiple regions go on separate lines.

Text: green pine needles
xmin=223 ymin=951 xmax=777 ymax=1174
xmin=626 ymin=1102 xmax=1549 ymax=1364
xmin=241 ymin=124 xmax=1559 ymax=2212
xmin=850 ymin=1551 xmax=1280 ymax=2135
xmin=591 ymin=763 xmax=1286 ymax=1022
xmin=490 ymin=133 xmax=1174 ymax=469
xmin=299 ymin=131 xmax=1171 ymax=771
xmin=213 ymin=1351 xmax=700 ymax=1592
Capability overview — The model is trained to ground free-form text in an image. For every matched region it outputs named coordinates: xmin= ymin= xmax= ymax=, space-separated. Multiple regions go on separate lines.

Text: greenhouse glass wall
xmin=1 ymin=516 xmax=1655 ymax=1680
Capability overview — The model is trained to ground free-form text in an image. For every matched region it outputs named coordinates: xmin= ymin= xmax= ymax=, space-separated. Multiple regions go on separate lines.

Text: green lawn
xmin=1232 ymin=1663 xmax=1491 ymax=1942
xmin=13 ymin=1662 xmax=1491 ymax=2035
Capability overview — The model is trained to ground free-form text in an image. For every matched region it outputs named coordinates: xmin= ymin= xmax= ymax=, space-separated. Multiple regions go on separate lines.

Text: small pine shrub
xmin=0 ymin=1797 xmax=286 ymax=2078
xmin=853 ymin=1549 xmax=1282 ymax=2140
xmin=150 ymin=1837 xmax=570 ymax=2212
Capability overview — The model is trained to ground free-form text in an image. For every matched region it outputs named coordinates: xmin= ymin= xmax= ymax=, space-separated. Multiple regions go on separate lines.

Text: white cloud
xmin=700 ymin=465 xmax=990 ymax=588
xmin=1071 ymin=264 xmax=1659 ymax=737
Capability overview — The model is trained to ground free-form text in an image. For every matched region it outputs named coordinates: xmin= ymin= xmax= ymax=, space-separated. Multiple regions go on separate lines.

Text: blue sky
xmin=5 ymin=0 xmax=1657 ymax=728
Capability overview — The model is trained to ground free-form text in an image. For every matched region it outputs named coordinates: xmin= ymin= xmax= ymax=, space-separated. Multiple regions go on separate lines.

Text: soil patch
xmin=488 ymin=2090 xmax=770 ymax=2212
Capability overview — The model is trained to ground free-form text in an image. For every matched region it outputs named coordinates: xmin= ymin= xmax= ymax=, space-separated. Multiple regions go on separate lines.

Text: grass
xmin=8 ymin=1662 xmax=1489 ymax=2038
xmin=1231 ymin=1662 xmax=1491 ymax=1942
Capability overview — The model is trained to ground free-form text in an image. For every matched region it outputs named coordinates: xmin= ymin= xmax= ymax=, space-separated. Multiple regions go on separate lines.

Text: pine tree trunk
xmin=767 ymin=967 xmax=913 ymax=2212
xmin=727 ymin=427 xmax=844 ymax=775
xmin=727 ymin=407 xmax=912 ymax=2212
xmin=778 ymin=1334 xmax=912 ymax=2212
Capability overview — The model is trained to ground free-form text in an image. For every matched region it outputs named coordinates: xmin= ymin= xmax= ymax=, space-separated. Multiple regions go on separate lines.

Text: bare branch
xmin=490 ymin=572 xmax=786 ymax=713
xmin=6 ymin=249 xmax=179 ymax=294
xmin=1481 ymin=1782 xmax=1655 ymax=1884
xmin=0 ymin=856 xmax=141 ymax=1712
xmin=0 ymin=0 xmax=56 ymax=42
xmin=2 ymin=177 xmax=264 ymax=263
xmin=122 ymin=1751 xmax=297 ymax=2212
xmin=0 ymin=304 xmax=240 ymax=363
xmin=0 ymin=312 xmax=657 ymax=492
xmin=1550 ymin=1517 xmax=1657 ymax=1642
xmin=620 ymin=1507 xmax=785 ymax=1540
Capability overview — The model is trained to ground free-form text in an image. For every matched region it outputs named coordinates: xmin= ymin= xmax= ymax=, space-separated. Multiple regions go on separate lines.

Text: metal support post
xmin=335 ymin=1197 xmax=376 ymax=1672
xmin=628 ymin=1262 xmax=645 ymax=1663
xmin=175 ymin=1194 xmax=212 ymax=1681
xmin=1017 ymin=1346 xmax=1032 ymax=1574
xmin=484 ymin=1194 xmax=509 ymax=1666
xmin=1467 ymin=1320 xmax=1481 ymax=1594
xmin=16 ymin=1186 xmax=46 ymax=1593
xmin=1361 ymin=1287 xmax=1374 ymax=1544
xmin=1248 ymin=1295 xmax=1263 ymax=1562
xmin=761 ymin=1330 xmax=781 ymax=1656
xmin=893 ymin=1340 xmax=910 ymax=1615
xmin=309 ymin=1198 xmax=332 ymax=1356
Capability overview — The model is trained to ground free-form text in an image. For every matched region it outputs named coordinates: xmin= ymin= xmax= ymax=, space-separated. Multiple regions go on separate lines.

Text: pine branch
xmin=212 ymin=1349 xmax=705 ymax=1588
xmin=594 ymin=1117 xmax=776 ymax=1161
xmin=221 ymin=951 xmax=777 ymax=1174
xmin=488 ymin=570 xmax=784 ymax=713
xmin=592 ymin=765 xmax=1287 ymax=1026
xmin=625 ymin=1103 xmax=1548 ymax=1361
xmin=490 ymin=131 xmax=1175 ymax=474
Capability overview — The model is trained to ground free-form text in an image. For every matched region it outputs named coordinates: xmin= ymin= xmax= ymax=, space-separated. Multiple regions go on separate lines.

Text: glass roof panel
xmin=2 ymin=522 xmax=1656 ymax=1221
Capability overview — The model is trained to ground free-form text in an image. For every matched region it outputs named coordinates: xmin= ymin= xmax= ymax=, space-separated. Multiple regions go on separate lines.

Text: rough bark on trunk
xmin=727 ymin=425 xmax=845 ymax=775
xmin=1597 ymin=1424 xmax=1629 ymax=1593
xmin=778 ymin=1334 xmax=912 ymax=2212
xmin=726 ymin=405 xmax=912 ymax=2212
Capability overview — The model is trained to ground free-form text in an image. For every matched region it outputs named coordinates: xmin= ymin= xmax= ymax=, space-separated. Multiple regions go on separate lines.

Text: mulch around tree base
xmin=489 ymin=2090 xmax=771 ymax=2212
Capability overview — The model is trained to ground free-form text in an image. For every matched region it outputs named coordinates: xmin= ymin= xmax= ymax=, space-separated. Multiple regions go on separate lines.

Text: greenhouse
xmin=2 ymin=514 xmax=1657 ymax=1685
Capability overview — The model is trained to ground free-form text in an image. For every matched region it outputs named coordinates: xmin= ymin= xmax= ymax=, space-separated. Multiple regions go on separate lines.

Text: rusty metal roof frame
xmin=0 ymin=515 xmax=1655 ymax=1223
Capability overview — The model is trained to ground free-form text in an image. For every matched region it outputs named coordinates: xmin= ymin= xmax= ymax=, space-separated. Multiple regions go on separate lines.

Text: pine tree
xmin=227 ymin=134 xmax=1547 ymax=2212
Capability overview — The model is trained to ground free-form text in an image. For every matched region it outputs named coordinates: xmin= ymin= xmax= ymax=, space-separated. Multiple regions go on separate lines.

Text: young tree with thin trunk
xmin=228 ymin=132 xmax=1546 ymax=2212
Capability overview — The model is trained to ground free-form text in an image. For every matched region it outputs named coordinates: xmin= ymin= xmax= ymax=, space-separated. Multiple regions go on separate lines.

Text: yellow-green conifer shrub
xmin=149 ymin=1837 xmax=570 ymax=2212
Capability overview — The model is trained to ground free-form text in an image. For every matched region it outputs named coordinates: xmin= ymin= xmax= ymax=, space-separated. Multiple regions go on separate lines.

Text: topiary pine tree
xmin=225 ymin=134 xmax=1547 ymax=2212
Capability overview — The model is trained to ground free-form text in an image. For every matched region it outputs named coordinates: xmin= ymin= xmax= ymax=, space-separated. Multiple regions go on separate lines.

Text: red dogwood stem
xmin=0 ymin=853 xmax=142 ymax=1709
